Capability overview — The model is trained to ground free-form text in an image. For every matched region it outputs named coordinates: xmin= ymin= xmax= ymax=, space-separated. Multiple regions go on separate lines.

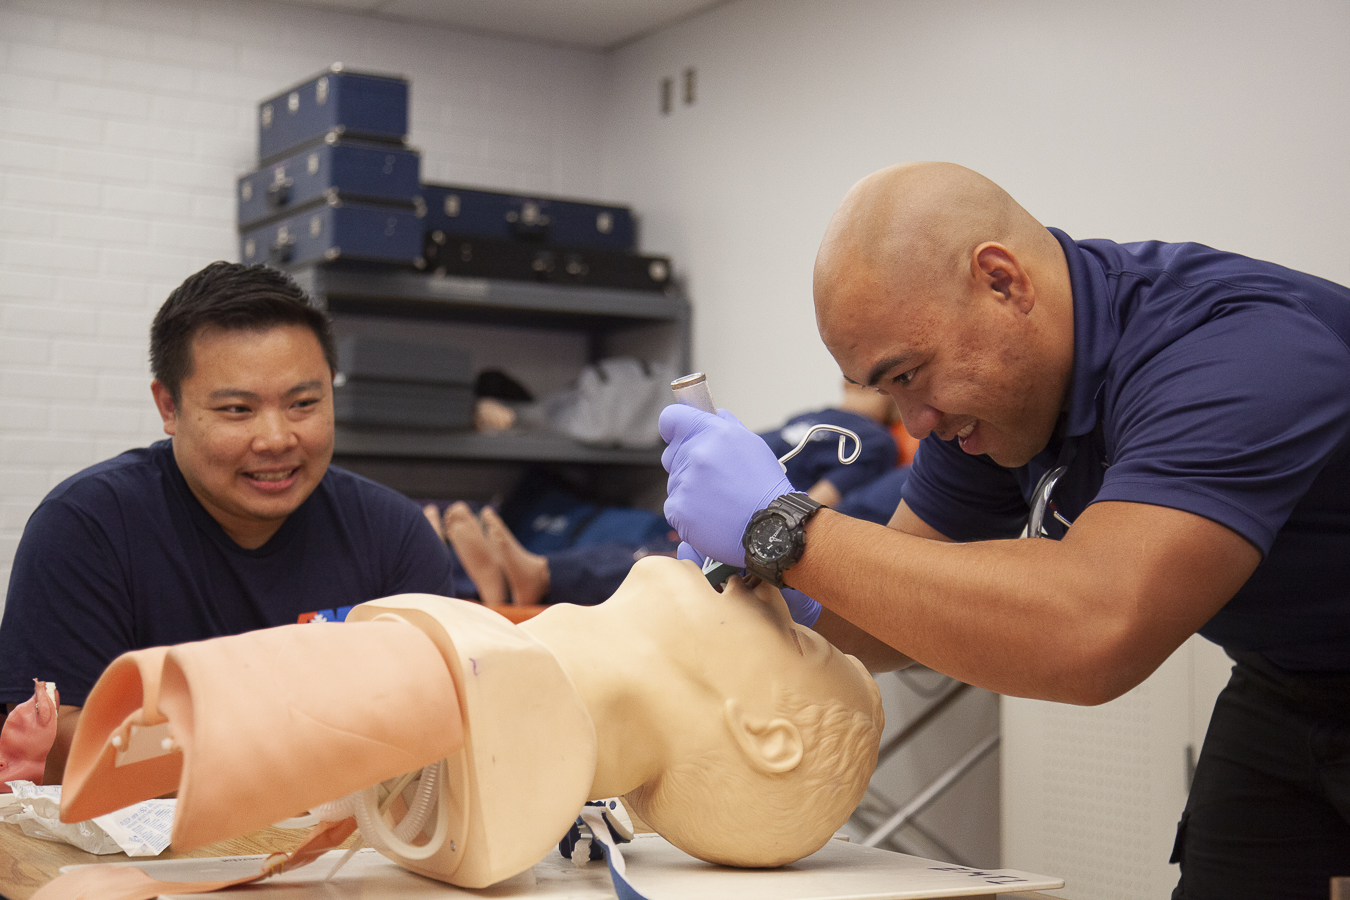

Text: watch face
xmin=750 ymin=515 xmax=794 ymax=562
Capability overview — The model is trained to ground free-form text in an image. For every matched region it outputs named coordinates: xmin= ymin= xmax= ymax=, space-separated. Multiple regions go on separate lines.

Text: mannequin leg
xmin=480 ymin=507 xmax=550 ymax=606
xmin=444 ymin=502 xmax=509 ymax=607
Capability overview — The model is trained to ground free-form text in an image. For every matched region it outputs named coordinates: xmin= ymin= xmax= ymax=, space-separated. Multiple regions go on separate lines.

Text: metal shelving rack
xmin=289 ymin=261 xmax=690 ymax=498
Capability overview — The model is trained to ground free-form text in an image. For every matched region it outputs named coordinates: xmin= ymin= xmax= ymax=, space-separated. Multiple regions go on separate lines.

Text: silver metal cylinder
xmin=670 ymin=372 xmax=717 ymax=414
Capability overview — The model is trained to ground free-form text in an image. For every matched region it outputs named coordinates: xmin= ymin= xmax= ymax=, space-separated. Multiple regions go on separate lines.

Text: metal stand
xmin=849 ymin=672 xmax=999 ymax=865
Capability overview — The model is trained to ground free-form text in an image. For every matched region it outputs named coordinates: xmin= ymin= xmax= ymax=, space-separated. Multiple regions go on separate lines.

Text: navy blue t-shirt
xmin=903 ymin=230 xmax=1350 ymax=672
xmin=759 ymin=408 xmax=898 ymax=495
xmin=0 ymin=440 xmax=456 ymax=706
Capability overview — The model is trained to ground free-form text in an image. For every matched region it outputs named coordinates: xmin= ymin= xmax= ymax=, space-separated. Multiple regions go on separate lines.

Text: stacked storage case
xmin=234 ymin=66 xmax=683 ymax=439
xmin=237 ymin=65 xmax=425 ymax=269
xmin=420 ymin=184 xmax=672 ymax=291
xmin=333 ymin=336 xmax=475 ymax=430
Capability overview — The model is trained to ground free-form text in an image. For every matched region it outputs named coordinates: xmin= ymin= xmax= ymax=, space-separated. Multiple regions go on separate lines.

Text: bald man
xmin=658 ymin=163 xmax=1350 ymax=900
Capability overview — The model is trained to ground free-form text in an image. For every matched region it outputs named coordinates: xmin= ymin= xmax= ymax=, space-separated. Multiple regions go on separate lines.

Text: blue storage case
xmin=258 ymin=65 xmax=409 ymax=164
xmin=239 ymin=197 xmax=424 ymax=269
xmin=237 ymin=139 xmax=421 ymax=230
xmin=421 ymin=183 xmax=636 ymax=252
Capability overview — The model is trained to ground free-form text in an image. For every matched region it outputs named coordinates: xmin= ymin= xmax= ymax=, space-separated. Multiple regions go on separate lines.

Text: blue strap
xmin=577 ymin=805 xmax=650 ymax=900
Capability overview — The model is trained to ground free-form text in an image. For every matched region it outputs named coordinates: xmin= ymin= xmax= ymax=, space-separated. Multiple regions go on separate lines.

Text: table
xmin=0 ymin=820 xmax=1067 ymax=900
xmin=0 ymin=819 xmax=360 ymax=900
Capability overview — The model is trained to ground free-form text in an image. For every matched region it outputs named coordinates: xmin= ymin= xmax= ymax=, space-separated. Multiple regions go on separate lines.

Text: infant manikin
xmin=46 ymin=556 xmax=883 ymax=894
xmin=0 ymin=679 xmax=60 ymax=789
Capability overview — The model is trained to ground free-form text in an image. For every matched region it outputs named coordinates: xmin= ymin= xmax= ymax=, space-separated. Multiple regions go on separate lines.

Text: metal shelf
xmin=292 ymin=261 xmax=688 ymax=330
xmin=299 ymin=261 xmax=685 ymax=492
xmin=333 ymin=426 xmax=664 ymax=466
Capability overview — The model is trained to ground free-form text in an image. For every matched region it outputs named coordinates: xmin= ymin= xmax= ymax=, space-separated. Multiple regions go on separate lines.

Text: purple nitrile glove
xmin=676 ymin=541 xmax=705 ymax=566
xmin=780 ymin=588 xmax=822 ymax=628
xmin=659 ymin=404 xmax=793 ymax=568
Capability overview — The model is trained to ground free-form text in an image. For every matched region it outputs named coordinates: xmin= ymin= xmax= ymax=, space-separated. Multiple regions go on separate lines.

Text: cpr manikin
xmin=44 ymin=556 xmax=883 ymax=895
xmin=0 ymin=680 xmax=60 ymax=789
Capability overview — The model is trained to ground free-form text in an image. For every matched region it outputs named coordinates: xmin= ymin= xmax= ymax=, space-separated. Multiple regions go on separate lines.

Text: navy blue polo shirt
xmin=0 ymin=440 xmax=456 ymax=706
xmin=903 ymin=229 xmax=1350 ymax=672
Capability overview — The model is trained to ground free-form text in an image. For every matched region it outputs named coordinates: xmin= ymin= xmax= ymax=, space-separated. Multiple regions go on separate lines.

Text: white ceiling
xmin=274 ymin=0 xmax=728 ymax=51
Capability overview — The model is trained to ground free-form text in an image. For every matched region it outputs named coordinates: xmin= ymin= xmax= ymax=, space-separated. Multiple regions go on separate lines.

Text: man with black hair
xmin=0 ymin=262 xmax=456 ymax=782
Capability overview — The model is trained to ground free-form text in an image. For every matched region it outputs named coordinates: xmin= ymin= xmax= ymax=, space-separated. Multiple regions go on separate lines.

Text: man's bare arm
xmin=813 ymin=607 xmax=911 ymax=671
xmin=45 ymin=705 xmax=81 ymax=784
xmin=811 ymin=499 xmax=953 ymax=671
xmin=805 ymin=479 xmax=843 ymax=508
xmin=790 ymin=499 xmax=1260 ymax=705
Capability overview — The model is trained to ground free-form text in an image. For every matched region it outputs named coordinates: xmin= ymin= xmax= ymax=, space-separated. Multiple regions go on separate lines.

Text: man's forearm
xmin=813 ymin=606 xmax=912 ymax=672
xmin=789 ymin=510 xmax=1136 ymax=702
xmin=45 ymin=705 xmax=82 ymax=785
xmin=786 ymin=502 xmax=1259 ymax=704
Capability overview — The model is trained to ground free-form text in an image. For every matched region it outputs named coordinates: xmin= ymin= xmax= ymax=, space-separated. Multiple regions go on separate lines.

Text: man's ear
xmin=150 ymin=381 xmax=178 ymax=436
xmin=972 ymin=242 xmax=1034 ymax=313
xmin=724 ymin=698 xmax=804 ymax=774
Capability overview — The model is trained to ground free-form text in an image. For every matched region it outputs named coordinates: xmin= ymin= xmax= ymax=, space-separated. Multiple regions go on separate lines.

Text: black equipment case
xmin=333 ymin=335 xmax=475 ymax=430
xmin=424 ymin=232 xmax=671 ymax=292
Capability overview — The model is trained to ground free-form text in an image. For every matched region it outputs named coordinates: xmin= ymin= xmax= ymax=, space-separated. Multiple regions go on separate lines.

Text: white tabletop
xmin=71 ymin=834 xmax=1064 ymax=900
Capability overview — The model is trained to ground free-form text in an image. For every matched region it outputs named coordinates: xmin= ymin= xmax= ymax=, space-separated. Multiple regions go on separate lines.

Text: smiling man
xmin=0 ymin=262 xmax=455 ymax=782
xmin=659 ymin=162 xmax=1350 ymax=899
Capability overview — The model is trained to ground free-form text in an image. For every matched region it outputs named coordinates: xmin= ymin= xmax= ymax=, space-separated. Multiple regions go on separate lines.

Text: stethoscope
xmin=1026 ymin=440 xmax=1077 ymax=539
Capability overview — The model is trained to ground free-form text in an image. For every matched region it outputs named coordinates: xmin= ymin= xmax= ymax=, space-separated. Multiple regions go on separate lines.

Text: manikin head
xmin=0 ymin=680 xmax=60 ymax=789
xmin=813 ymin=161 xmax=1076 ymax=468
xmin=526 ymin=556 xmax=884 ymax=867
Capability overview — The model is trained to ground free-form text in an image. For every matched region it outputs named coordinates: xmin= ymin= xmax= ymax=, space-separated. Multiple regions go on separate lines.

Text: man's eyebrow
xmin=864 ymin=355 xmax=913 ymax=387
xmin=206 ymin=380 xmax=327 ymax=402
xmin=207 ymin=388 xmax=260 ymax=403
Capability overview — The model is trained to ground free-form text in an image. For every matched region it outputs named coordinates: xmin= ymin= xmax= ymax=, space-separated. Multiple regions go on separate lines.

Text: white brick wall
xmin=0 ymin=0 xmax=609 ymax=607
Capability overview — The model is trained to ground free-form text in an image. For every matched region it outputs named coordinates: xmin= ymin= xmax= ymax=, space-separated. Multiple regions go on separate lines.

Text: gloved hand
xmin=780 ymin=588 xmax=823 ymax=628
xmin=676 ymin=542 xmax=705 ymax=566
xmin=660 ymin=404 xmax=793 ymax=568
xmin=678 ymin=543 xmax=821 ymax=627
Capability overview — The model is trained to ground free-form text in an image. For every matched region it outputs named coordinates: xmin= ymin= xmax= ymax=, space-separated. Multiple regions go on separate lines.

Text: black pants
xmin=1171 ymin=652 xmax=1350 ymax=899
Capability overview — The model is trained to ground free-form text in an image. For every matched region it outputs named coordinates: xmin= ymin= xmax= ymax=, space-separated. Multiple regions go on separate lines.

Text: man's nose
xmin=251 ymin=408 xmax=297 ymax=453
xmin=893 ymin=398 xmax=942 ymax=441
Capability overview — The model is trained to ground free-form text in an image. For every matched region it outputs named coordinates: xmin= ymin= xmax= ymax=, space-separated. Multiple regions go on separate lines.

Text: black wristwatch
xmin=741 ymin=492 xmax=823 ymax=588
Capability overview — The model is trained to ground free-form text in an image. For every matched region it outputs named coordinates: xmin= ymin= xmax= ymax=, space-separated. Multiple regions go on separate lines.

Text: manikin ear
xmin=723 ymin=698 xmax=804 ymax=775
xmin=150 ymin=380 xmax=178 ymax=436
xmin=972 ymin=242 xmax=1034 ymax=314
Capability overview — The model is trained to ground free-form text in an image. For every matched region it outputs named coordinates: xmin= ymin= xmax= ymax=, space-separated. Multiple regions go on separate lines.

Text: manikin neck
xmin=522 ymin=616 xmax=671 ymax=801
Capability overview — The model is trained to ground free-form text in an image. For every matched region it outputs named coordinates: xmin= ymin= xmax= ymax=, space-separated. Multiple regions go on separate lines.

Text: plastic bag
xmin=1 ymin=780 xmax=175 ymax=856
xmin=546 ymin=357 xmax=675 ymax=448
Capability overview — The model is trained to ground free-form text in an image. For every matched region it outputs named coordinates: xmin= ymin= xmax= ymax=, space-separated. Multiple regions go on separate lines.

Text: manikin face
xmin=152 ymin=324 xmax=334 ymax=549
xmin=601 ymin=556 xmax=876 ymax=713
xmin=820 ymin=277 xmax=1060 ymax=469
